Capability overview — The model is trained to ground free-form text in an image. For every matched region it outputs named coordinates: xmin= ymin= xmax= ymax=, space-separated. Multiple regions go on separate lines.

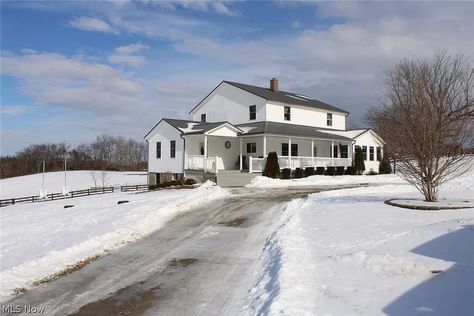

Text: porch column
xmin=263 ymin=135 xmax=267 ymax=158
xmin=311 ymin=139 xmax=314 ymax=167
xmin=239 ymin=138 xmax=243 ymax=171
xmin=348 ymin=142 xmax=353 ymax=164
xmin=331 ymin=140 xmax=334 ymax=166
xmin=288 ymin=137 xmax=292 ymax=169
xmin=204 ymin=135 xmax=208 ymax=171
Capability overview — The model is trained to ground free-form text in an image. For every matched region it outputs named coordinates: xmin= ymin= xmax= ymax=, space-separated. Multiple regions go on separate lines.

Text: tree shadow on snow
xmin=383 ymin=225 xmax=474 ymax=316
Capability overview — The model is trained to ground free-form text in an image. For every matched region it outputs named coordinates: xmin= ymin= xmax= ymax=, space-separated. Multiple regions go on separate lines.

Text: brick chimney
xmin=270 ymin=77 xmax=279 ymax=92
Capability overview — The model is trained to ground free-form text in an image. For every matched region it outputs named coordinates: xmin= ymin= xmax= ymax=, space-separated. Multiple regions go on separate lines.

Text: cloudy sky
xmin=1 ymin=1 xmax=474 ymax=155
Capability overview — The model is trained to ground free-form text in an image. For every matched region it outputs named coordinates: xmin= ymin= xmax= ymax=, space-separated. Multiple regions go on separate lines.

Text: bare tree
xmin=366 ymin=52 xmax=474 ymax=202
xmin=90 ymin=171 xmax=98 ymax=187
xmin=99 ymin=170 xmax=110 ymax=188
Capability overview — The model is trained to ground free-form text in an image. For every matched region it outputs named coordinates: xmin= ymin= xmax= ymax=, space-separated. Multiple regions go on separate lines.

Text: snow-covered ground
xmin=247 ymin=173 xmax=406 ymax=188
xmin=244 ymin=170 xmax=474 ymax=315
xmin=0 ymin=181 xmax=228 ymax=301
xmin=0 ymin=170 xmax=147 ymax=199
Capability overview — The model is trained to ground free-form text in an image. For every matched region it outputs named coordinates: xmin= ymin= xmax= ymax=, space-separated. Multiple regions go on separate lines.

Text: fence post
xmin=249 ymin=156 xmax=253 ymax=173
xmin=12 ymin=198 xmax=15 ymax=205
xmin=87 ymin=189 xmax=90 ymax=195
xmin=102 ymin=187 xmax=105 ymax=193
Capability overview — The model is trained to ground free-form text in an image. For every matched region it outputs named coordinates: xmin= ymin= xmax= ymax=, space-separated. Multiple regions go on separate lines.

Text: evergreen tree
xmin=354 ymin=146 xmax=365 ymax=175
xmin=379 ymin=155 xmax=392 ymax=174
xmin=263 ymin=152 xmax=280 ymax=178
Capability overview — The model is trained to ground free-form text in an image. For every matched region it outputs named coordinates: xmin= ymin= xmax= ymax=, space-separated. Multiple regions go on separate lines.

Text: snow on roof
xmin=317 ymin=129 xmax=368 ymax=139
xmin=178 ymin=122 xmax=202 ymax=133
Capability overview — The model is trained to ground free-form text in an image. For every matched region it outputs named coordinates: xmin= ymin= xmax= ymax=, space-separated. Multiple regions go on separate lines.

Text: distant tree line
xmin=0 ymin=134 xmax=148 ymax=179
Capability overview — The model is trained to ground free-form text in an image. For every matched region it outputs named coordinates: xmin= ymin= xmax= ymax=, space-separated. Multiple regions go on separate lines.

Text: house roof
xmin=223 ymin=81 xmax=350 ymax=115
xmin=162 ymin=119 xmax=241 ymax=135
xmin=235 ymin=121 xmax=353 ymax=142
xmin=316 ymin=128 xmax=369 ymax=139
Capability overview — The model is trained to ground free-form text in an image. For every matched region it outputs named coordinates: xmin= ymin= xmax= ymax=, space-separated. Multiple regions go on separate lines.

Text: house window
xmin=313 ymin=146 xmax=318 ymax=157
xmin=247 ymin=142 xmax=256 ymax=153
xmin=282 ymin=143 xmax=298 ymax=156
xmin=362 ymin=146 xmax=367 ymax=161
xmin=376 ymin=147 xmax=382 ymax=161
xmin=201 ymin=114 xmax=206 ymax=122
xmin=170 ymin=140 xmax=176 ymax=158
xmin=291 ymin=144 xmax=298 ymax=156
xmin=327 ymin=113 xmax=333 ymax=126
xmin=249 ymin=105 xmax=256 ymax=120
xmin=340 ymin=145 xmax=348 ymax=158
xmin=156 ymin=142 xmax=161 ymax=159
xmin=369 ymin=146 xmax=375 ymax=161
xmin=332 ymin=145 xmax=339 ymax=158
xmin=284 ymin=106 xmax=291 ymax=121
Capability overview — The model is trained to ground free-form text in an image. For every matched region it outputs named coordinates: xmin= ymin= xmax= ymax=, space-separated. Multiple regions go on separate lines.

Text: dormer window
xmin=201 ymin=114 xmax=206 ymax=122
xmin=327 ymin=113 xmax=333 ymax=126
xmin=284 ymin=106 xmax=291 ymax=121
xmin=249 ymin=105 xmax=256 ymax=120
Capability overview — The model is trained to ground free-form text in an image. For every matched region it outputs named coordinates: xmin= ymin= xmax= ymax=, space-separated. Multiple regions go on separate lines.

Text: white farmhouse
xmin=145 ymin=78 xmax=384 ymax=185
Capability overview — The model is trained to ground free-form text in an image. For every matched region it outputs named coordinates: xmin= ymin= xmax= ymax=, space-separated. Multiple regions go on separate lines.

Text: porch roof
xmin=236 ymin=121 xmax=353 ymax=142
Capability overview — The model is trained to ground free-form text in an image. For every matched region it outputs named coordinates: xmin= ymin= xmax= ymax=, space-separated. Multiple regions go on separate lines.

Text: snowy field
xmin=245 ymin=169 xmax=474 ymax=315
xmin=0 ymin=170 xmax=148 ymax=199
xmin=0 ymin=181 xmax=228 ymax=301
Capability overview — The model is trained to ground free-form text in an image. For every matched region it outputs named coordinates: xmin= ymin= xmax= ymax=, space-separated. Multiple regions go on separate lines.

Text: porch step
xmin=216 ymin=171 xmax=260 ymax=187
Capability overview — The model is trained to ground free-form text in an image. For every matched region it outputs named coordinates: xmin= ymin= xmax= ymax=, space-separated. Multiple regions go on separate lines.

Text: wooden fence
xmin=120 ymin=184 xmax=149 ymax=192
xmin=0 ymin=187 xmax=114 ymax=208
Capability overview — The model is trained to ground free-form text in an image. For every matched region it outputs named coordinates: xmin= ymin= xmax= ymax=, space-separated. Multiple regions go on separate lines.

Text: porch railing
xmin=185 ymin=155 xmax=220 ymax=173
xmin=249 ymin=156 xmax=352 ymax=173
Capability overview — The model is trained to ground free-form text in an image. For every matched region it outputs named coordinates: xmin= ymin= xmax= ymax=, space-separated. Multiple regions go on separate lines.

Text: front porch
xmin=184 ymin=134 xmax=353 ymax=174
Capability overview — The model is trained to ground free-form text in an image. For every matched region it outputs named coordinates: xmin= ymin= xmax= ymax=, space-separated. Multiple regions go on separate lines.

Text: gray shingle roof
xmin=223 ymin=81 xmax=349 ymax=115
xmin=236 ymin=121 xmax=353 ymax=141
xmin=163 ymin=119 xmax=241 ymax=135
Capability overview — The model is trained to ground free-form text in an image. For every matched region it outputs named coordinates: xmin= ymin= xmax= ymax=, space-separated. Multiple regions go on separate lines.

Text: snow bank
xmin=245 ymin=169 xmax=474 ymax=315
xmin=0 ymin=181 xmax=228 ymax=300
xmin=0 ymin=170 xmax=148 ymax=199
xmin=247 ymin=173 xmax=406 ymax=188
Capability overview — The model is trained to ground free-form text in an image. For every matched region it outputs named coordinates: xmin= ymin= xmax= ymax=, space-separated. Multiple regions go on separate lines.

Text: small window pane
xmin=156 ymin=142 xmax=161 ymax=159
xmin=376 ymin=147 xmax=382 ymax=161
xmin=170 ymin=140 xmax=176 ymax=158
xmin=247 ymin=142 xmax=256 ymax=153
xmin=340 ymin=145 xmax=348 ymax=158
xmin=332 ymin=145 xmax=338 ymax=158
xmin=362 ymin=146 xmax=367 ymax=160
xmin=201 ymin=114 xmax=206 ymax=122
xmin=369 ymin=146 xmax=374 ymax=161
xmin=291 ymin=144 xmax=298 ymax=156
xmin=327 ymin=113 xmax=333 ymax=126
xmin=282 ymin=143 xmax=289 ymax=156
xmin=284 ymin=106 xmax=291 ymax=121
xmin=249 ymin=105 xmax=256 ymax=120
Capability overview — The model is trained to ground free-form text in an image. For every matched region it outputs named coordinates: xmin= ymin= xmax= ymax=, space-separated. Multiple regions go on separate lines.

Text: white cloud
xmin=108 ymin=54 xmax=146 ymax=67
xmin=69 ymin=17 xmax=116 ymax=33
xmin=115 ymin=43 xmax=149 ymax=55
xmin=291 ymin=20 xmax=301 ymax=29
xmin=1 ymin=52 xmax=149 ymax=114
xmin=108 ymin=43 xmax=149 ymax=67
xmin=154 ymin=1 xmax=238 ymax=16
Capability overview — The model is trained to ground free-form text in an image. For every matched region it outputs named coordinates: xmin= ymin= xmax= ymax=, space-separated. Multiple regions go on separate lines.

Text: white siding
xmin=265 ymin=102 xmax=346 ymax=129
xmin=191 ymin=83 xmax=266 ymax=124
xmin=207 ymin=136 xmax=240 ymax=170
xmin=353 ymin=131 xmax=384 ymax=174
xmin=146 ymin=121 xmax=184 ymax=174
